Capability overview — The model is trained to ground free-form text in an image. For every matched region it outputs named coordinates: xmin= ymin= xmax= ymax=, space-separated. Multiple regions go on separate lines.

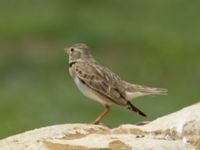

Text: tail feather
xmin=145 ymin=87 xmax=168 ymax=95
xmin=126 ymin=101 xmax=147 ymax=117
xmin=121 ymin=80 xmax=168 ymax=100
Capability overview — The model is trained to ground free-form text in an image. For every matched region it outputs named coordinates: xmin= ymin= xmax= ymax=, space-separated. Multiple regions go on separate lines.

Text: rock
xmin=0 ymin=103 xmax=199 ymax=150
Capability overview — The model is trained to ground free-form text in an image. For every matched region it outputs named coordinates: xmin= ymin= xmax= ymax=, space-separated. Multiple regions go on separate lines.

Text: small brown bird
xmin=65 ymin=43 xmax=167 ymax=124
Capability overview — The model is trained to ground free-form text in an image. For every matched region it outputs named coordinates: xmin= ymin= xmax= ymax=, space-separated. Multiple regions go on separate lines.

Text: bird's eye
xmin=70 ymin=48 xmax=74 ymax=52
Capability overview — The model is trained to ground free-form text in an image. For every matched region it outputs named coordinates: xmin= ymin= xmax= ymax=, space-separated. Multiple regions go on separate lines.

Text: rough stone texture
xmin=0 ymin=103 xmax=199 ymax=150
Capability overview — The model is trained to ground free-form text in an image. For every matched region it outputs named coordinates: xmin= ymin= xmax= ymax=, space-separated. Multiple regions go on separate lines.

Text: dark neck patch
xmin=69 ymin=61 xmax=77 ymax=67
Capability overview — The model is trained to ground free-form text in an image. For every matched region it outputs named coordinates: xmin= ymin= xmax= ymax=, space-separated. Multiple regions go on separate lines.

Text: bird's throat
xmin=69 ymin=61 xmax=77 ymax=67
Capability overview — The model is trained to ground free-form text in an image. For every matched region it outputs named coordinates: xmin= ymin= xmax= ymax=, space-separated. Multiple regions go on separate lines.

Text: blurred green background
xmin=0 ymin=0 xmax=199 ymax=139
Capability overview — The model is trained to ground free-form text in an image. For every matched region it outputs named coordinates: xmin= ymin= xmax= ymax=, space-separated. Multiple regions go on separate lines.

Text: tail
xmin=143 ymin=87 xmax=168 ymax=95
xmin=121 ymin=81 xmax=168 ymax=100
xmin=126 ymin=101 xmax=147 ymax=117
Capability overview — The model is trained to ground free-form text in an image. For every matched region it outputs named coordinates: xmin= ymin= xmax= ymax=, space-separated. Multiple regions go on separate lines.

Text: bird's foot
xmin=90 ymin=120 xmax=101 ymax=125
xmin=90 ymin=120 xmax=109 ymax=127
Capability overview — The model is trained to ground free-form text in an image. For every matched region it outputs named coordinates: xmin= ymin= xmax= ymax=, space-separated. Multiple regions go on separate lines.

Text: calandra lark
xmin=65 ymin=43 xmax=167 ymax=124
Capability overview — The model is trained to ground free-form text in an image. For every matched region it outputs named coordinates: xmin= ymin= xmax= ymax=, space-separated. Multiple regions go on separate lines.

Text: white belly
xmin=69 ymin=69 xmax=109 ymax=104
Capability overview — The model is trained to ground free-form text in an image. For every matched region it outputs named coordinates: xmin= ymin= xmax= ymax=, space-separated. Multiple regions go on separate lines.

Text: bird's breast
xmin=69 ymin=68 xmax=109 ymax=105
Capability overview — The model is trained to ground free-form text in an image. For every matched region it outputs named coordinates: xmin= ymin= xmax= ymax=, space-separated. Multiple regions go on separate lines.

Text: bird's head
xmin=65 ymin=43 xmax=94 ymax=62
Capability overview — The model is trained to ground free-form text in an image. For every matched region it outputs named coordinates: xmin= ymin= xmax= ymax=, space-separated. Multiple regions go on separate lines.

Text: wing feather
xmin=72 ymin=62 xmax=127 ymax=106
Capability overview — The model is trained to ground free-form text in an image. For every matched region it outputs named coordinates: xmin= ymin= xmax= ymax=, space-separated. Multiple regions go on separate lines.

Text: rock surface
xmin=0 ymin=103 xmax=199 ymax=150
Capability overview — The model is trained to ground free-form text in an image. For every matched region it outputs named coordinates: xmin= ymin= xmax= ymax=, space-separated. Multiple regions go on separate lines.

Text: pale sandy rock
xmin=0 ymin=103 xmax=199 ymax=150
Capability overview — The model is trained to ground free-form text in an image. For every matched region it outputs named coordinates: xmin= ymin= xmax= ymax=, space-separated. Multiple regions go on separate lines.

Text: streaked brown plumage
xmin=65 ymin=43 xmax=167 ymax=124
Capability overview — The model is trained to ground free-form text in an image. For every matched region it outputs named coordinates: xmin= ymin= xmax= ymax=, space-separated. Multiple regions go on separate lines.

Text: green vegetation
xmin=0 ymin=0 xmax=199 ymax=138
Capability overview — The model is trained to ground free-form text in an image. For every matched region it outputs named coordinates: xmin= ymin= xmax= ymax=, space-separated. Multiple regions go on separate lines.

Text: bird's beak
xmin=64 ymin=47 xmax=69 ymax=54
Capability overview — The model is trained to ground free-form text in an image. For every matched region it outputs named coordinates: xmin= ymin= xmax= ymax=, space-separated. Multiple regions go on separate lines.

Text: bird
xmin=64 ymin=43 xmax=167 ymax=124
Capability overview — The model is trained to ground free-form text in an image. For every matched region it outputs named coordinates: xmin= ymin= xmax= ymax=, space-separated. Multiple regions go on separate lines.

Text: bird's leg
xmin=91 ymin=105 xmax=110 ymax=125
